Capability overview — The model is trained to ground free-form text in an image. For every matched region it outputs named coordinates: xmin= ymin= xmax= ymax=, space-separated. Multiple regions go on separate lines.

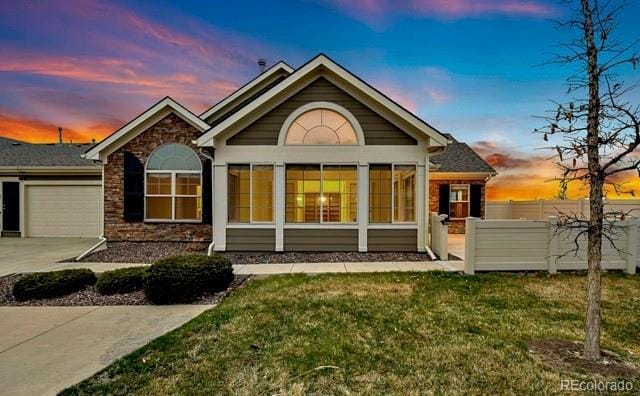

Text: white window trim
xmin=227 ymin=163 xmax=276 ymax=224
xmin=285 ymin=163 xmax=359 ymax=225
xmin=449 ymin=184 xmax=470 ymax=220
xmin=144 ymin=170 xmax=202 ymax=222
xmin=369 ymin=163 xmax=418 ymax=225
xmin=277 ymin=102 xmax=365 ymax=146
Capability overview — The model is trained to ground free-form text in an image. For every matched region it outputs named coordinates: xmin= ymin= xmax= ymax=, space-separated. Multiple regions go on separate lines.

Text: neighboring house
xmin=0 ymin=138 xmax=101 ymax=237
xmin=430 ymin=134 xmax=496 ymax=233
xmin=1 ymin=54 xmax=495 ymax=251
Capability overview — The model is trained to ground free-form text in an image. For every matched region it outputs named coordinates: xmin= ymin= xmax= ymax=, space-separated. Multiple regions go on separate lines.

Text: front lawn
xmin=63 ymin=272 xmax=640 ymax=395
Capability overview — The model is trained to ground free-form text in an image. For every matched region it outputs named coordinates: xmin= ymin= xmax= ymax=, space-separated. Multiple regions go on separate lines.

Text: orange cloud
xmin=0 ymin=113 xmax=116 ymax=143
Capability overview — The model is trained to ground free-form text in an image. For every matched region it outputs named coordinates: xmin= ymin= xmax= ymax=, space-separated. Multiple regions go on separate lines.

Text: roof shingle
xmin=0 ymin=141 xmax=98 ymax=167
xmin=430 ymin=134 xmax=496 ymax=174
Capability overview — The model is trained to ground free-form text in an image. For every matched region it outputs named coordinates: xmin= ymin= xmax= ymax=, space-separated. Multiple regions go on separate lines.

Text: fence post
xmin=548 ymin=216 xmax=559 ymax=274
xmin=539 ymin=199 xmax=544 ymax=220
xmin=508 ymin=200 xmax=513 ymax=219
xmin=626 ymin=218 xmax=637 ymax=275
xmin=464 ymin=217 xmax=477 ymax=275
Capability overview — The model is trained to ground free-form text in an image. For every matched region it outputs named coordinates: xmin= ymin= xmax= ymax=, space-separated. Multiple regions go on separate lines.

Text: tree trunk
xmin=582 ymin=0 xmax=603 ymax=361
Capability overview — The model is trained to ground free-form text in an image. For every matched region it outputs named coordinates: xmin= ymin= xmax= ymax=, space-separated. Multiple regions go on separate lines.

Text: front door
xmin=1 ymin=182 xmax=19 ymax=232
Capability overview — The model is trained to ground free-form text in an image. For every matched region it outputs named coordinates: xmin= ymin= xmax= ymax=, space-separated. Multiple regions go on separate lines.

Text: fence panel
xmin=486 ymin=199 xmax=640 ymax=220
xmin=464 ymin=216 xmax=637 ymax=274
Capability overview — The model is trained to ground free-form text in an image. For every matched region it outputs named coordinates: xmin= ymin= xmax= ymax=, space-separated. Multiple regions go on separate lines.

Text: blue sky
xmin=0 ymin=0 xmax=638 ymax=198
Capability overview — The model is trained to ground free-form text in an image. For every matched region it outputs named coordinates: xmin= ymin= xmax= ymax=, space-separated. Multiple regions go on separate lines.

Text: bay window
xmin=228 ymin=164 xmax=274 ymax=223
xmin=285 ymin=164 xmax=357 ymax=223
xmin=369 ymin=164 xmax=416 ymax=223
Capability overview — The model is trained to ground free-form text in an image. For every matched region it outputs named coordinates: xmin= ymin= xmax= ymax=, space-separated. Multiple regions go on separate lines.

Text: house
xmin=0 ymin=137 xmax=101 ymax=237
xmin=2 ymin=54 xmax=495 ymax=251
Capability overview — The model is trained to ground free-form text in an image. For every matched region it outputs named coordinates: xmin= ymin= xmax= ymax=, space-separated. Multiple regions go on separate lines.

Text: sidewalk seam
xmin=0 ymin=306 xmax=102 ymax=355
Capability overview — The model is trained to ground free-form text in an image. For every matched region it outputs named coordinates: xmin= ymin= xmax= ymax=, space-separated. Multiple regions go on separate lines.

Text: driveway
xmin=0 ymin=305 xmax=212 ymax=396
xmin=0 ymin=238 xmax=99 ymax=276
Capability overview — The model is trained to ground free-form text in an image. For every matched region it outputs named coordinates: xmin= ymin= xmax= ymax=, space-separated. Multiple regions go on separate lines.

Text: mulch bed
xmin=0 ymin=274 xmax=248 ymax=307
xmin=80 ymin=242 xmax=435 ymax=264
xmin=529 ymin=340 xmax=640 ymax=378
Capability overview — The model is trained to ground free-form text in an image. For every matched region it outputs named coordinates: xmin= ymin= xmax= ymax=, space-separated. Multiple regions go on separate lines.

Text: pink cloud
xmin=324 ymin=0 xmax=554 ymax=27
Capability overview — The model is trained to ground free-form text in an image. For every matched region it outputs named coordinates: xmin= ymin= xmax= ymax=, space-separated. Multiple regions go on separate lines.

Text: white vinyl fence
xmin=430 ymin=213 xmax=449 ymax=260
xmin=464 ymin=217 xmax=639 ymax=275
xmin=486 ymin=199 xmax=640 ymax=220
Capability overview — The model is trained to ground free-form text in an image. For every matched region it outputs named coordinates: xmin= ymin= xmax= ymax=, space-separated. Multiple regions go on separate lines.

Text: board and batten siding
xmin=226 ymin=228 xmax=276 ymax=251
xmin=283 ymin=228 xmax=358 ymax=251
xmin=227 ymin=77 xmax=417 ymax=146
xmin=367 ymin=229 xmax=418 ymax=252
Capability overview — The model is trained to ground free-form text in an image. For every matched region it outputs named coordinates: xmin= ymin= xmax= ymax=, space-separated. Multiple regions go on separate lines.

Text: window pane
xmin=286 ymin=165 xmax=320 ymax=223
xmin=252 ymin=165 xmax=273 ymax=222
xmin=228 ymin=165 xmax=250 ymax=223
xmin=322 ymin=165 xmax=357 ymax=223
xmin=393 ymin=165 xmax=416 ymax=222
xmin=285 ymin=109 xmax=357 ymax=145
xmin=450 ymin=185 xmax=469 ymax=202
xmin=369 ymin=165 xmax=392 ymax=223
xmin=146 ymin=197 xmax=172 ymax=219
xmin=176 ymin=174 xmax=200 ymax=195
xmin=175 ymin=197 xmax=200 ymax=220
xmin=146 ymin=173 xmax=172 ymax=195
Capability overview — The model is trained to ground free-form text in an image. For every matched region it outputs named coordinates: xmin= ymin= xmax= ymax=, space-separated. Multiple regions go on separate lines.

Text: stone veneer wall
xmin=104 ymin=113 xmax=211 ymax=242
xmin=428 ymin=179 xmax=486 ymax=234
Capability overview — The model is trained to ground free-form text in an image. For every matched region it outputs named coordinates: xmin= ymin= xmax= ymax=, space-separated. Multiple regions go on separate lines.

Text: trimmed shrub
xmin=144 ymin=254 xmax=234 ymax=304
xmin=96 ymin=266 xmax=148 ymax=295
xmin=13 ymin=269 xmax=97 ymax=301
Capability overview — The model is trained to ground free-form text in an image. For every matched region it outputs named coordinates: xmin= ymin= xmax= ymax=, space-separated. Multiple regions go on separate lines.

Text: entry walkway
xmin=233 ymin=260 xmax=461 ymax=275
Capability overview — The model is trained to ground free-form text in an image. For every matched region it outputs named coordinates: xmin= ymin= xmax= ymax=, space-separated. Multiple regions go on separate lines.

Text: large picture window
xmin=145 ymin=143 xmax=202 ymax=221
xmin=449 ymin=184 xmax=469 ymax=219
xmin=286 ymin=164 xmax=357 ymax=223
xmin=369 ymin=164 xmax=416 ymax=223
xmin=228 ymin=164 xmax=274 ymax=223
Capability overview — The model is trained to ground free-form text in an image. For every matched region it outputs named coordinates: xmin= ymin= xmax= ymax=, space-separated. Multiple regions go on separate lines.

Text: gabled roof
xmin=430 ymin=134 xmax=496 ymax=174
xmin=200 ymin=61 xmax=293 ymax=124
xmin=0 ymin=141 xmax=99 ymax=168
xmin=84 ymin=97 xmax=210 ymax=161
xmin=196 ymin=54 xmax=449 ymax=148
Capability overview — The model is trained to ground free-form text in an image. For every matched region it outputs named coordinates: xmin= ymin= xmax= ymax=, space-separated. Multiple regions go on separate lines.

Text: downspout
xmin=198 ymin=146 xmax=215 ymax=256
xmin=76 ymin=158 xmax=107 ymax=261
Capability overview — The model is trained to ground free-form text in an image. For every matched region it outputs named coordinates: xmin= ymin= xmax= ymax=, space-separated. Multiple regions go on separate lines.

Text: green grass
xmin=62 ymin=272 xmax=640 ymax=395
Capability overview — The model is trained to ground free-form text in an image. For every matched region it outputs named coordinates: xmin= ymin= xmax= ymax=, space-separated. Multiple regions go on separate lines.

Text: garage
xmin=25 ymin=183 xmax=101 ymax=237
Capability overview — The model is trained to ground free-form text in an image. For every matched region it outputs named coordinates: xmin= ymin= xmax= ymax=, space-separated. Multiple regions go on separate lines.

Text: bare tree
xmin=537 ymin=0 xmax=640 ymax=360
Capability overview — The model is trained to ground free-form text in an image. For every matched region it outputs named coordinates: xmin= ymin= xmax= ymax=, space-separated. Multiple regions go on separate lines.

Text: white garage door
xmin=25 ymin=184 xmax=101 ymax=237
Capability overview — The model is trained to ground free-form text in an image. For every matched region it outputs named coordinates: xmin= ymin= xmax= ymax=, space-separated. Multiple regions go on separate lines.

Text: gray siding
xmin=226 ymin=228 xmax=276 ymax=251
xmin=367 ymin=229 xmax=417 ymax=252
xmin=227 ymin=77 xmax=417 ymax=146
xmin=284 ymin=228 xmax=358 ymax=251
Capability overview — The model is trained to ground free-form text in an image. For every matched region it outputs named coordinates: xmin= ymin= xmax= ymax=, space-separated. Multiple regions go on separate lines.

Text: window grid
xmin=449 ymin=184 xmax=470 ymax=220
xmin=145 ymin=170 xmax=201 ymax=222
xmin=285 ymin=164 xmax=358 ymax=224
xmin=369 ymin=164 xmax=416 ymax=224
xmin=228 ymin=164 xmax=274 ymax=224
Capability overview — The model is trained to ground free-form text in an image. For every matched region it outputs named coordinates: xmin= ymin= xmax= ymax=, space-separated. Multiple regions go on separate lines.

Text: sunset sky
xmin=0 ymin=0 xmax=638 ymax=200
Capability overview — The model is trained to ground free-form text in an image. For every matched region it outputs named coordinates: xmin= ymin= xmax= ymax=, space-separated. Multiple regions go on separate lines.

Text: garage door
xmin=25 ymin=185 xmax=101 ymax=237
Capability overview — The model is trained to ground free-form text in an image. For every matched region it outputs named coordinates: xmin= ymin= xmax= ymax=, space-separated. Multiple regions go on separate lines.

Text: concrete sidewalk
xmin=233 ymin=260 xmax=462 ymax=275
xmin=28 ymin=260 xmax=464 ymax=275
xmin=0 ymin=305 xmax=212 ymax=396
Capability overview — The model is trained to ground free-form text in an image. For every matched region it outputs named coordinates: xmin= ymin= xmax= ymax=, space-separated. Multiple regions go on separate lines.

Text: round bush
xmin=13 ymin=269 xmax=97 ymax=301
xmin=96 ymin=266 xmax=148 ymax=295
xmin=144 ymin=254 xmax=234 ymax=304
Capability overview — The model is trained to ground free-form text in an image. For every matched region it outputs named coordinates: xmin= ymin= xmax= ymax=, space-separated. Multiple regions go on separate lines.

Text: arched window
xmin=145 ymin=143 xmax=202 ymax=221
xmin=284 ymin=108 xmax=358 ymax=145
